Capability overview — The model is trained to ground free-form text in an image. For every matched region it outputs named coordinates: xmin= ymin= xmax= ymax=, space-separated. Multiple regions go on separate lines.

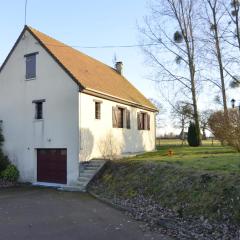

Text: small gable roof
xmin=1 ymin=26 xmax=157 ymax=111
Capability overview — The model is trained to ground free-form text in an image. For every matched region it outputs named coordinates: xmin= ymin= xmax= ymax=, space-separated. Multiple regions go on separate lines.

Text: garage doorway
xmin=37 ymin=149 xmax=67 ymax=184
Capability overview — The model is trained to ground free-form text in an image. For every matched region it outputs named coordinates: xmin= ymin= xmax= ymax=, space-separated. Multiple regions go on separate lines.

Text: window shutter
xmin=112 ymin=107 xmax=118 ymax=128
xmin=147 ymin=114 xmax=150 ymax=130
xmin=137 ymin=113 xmax=141 ymax=130
xmin=126 ymin=110 xmax=131 ymax=129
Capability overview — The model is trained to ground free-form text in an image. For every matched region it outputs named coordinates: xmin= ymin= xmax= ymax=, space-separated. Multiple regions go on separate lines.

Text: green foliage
xmin=0 ymin=154 xmax=10 ymax=172
xmin=0 ymin=124 xmax=18 ymax=182
xmin=187 ymin=122 xmax=200 ymax=147
xmin=0 ymin=123 xmax=4 ymax=148
xmin=1 ymin=164 xmax=19 ymax=182
xmin=0 ymin=124 xmax=10 ymax=172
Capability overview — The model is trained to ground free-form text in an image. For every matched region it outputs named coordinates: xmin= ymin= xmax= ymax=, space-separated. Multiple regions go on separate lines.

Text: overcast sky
xmin=0 ymin=0 xmax=239 ymax=135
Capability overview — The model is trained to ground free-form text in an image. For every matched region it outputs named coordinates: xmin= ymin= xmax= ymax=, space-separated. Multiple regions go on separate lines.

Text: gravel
xmin=89 ymin=187 xmax=240 ymax=240
xmin=0 ymin=179 xmax=18 ymax=188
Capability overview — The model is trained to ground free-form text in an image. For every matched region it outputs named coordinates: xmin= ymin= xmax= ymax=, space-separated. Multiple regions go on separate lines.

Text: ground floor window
xmin=138 ymin=112 xmax=150 ymax=130
xmin=112 ymin=106 xmax=130 ymax=129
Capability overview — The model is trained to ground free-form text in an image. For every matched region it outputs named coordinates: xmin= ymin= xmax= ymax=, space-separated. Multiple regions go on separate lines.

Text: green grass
xmin=90 ymin=142 xmax=240 ymax=223
xmin=128 ymin=142 xmax=240 ymax=173
xmin=156 ymin=138 xmax=221 ymax=146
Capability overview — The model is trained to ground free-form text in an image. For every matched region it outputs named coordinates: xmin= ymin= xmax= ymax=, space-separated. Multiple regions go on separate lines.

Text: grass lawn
xmin=90 ymin=140 xmax=240 ymax=223
xmin=130 ymin=140 xmax=240 ymax=173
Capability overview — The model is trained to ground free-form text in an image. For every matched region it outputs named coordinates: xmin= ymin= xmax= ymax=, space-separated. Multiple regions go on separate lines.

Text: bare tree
xmin=200 ymin=110 xmax=213 ymax=140
xmin=171 ymin=101 xmax=193 ymax=144
xmin=202 ymin=0 xmax=229 ymax=118
xmin=140 ymin=0 xmax=201 ymax=145
xmin=223 ymin=0 xmax=240 ymax=88
xmin=149 ymin=98 xmax=166 ymax=128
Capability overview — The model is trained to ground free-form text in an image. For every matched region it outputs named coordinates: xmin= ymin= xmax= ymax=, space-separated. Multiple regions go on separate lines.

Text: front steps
xmin=77 ymin=160 xmax=106 ymax=191
xmin=58 ymin=159 xmax=106 ymax=192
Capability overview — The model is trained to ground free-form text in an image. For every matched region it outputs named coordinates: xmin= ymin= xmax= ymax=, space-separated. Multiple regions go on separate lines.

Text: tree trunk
xmin=212 ymin=7 xmax=228 ymax=118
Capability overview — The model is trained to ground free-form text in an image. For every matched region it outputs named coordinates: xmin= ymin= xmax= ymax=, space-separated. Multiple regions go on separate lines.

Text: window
xmin=138 ymin=112 xmax=150 ymax=130
xmin=33 ymin=99 xmax=45 ymax=120
xmin=117 ymin=108 xmax=124 ymax=128
xmin=25 ymin=52 xmax=38 ymax=79
xmin=95 ymin=102 xmax=101 ymax=119
xmin=112 ymin=107 xmax=130 ymax=129
xmin=35 ymin=102 xmax=43 ymax=119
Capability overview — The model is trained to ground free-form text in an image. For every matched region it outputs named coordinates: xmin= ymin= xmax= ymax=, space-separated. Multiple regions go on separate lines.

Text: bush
xmin=209 ymin=109 xmax=240 ymax=152
xmin=1 ymin=164 xmax=19 ymax=182
xmin=0 ymin=154 xmax=10 ymax=172
xmin=0 ymin=124 xmax=10 ymax=172
xmin=187 ymin=122 xmax=201 ymax=147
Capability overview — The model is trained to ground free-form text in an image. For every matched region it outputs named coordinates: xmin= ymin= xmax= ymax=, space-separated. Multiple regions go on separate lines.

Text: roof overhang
xmin=81 ymin=88 xmax=158 ymax=112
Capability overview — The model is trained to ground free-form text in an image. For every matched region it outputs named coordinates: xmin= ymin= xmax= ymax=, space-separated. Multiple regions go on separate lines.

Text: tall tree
xmin=203 ymin=0 xmax=229 ymax=117
xmin=140 ymin=0 xmax=201 ymax=145
xmin=224 ymin=0 xmax=240 ymax=88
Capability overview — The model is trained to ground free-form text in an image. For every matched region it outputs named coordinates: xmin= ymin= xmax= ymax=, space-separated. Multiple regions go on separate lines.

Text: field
xmin=156 ymin=138 xmax=220 ymax=146
xmin=133 ymin=139 xmax=240 ymax=172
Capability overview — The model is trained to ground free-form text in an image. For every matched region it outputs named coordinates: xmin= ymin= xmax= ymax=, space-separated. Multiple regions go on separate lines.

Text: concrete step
xmin=78 ymin=176 xmax=90 ymax=181
xmin=80 ymin=165 xmax=101 ymax=170
xmin=80 ymin=172 xmax=95 ymax=178
xmin=79 ymin=168 xmax=98 ymax=173
xmin=58 ymin=185 xmax=86 ymax=192
xmin=77 ymin=159 xmax=107 ymax=191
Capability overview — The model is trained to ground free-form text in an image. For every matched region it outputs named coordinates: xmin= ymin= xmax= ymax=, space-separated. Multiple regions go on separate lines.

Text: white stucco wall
xmin=0 ymin=30 xmax=79 ymax=185
xmin=79 ymin=93 xmax=156 ymax=161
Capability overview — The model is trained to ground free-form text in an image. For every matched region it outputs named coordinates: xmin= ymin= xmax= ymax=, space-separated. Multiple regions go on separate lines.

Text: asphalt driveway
xmin=0 ymin=186 xmax=169 ymax=240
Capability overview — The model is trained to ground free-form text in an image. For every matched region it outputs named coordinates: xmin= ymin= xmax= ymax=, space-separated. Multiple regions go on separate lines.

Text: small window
xmin=35 ymin=102 xmax=43 ymax=119
xmin=95 ymin=102 xmax=101 ymax=119
xmin=25 ymin=53 xmax=38 ymax=79
xmin=112 ymin=107 xmax=130 ymax=129
xmin=33 ymin=99 xmax=45 ymax=120
xmin=138 ymin=112 xmax=150 ymax=130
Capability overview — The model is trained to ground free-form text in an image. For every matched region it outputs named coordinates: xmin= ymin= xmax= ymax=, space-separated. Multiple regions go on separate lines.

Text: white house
xmin=0 ymin=26 xmax=157 ymax=186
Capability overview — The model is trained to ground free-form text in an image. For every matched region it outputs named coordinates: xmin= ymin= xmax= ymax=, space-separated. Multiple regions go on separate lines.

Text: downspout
xmin=79 ymin=91 xmax=82 ymax=152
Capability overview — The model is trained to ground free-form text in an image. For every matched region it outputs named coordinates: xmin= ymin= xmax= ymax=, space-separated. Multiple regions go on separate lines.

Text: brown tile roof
xmin=27 ymin=26 xmax=157 ymax=111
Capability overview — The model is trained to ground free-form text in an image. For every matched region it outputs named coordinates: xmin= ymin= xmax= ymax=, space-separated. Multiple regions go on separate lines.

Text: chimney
xmin=115 ymin=61 xmax=123 ymax=75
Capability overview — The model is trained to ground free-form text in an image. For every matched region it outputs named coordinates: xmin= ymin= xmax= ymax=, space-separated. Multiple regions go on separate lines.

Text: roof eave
xmin=81 ymin=88 xmax=158 ymax=112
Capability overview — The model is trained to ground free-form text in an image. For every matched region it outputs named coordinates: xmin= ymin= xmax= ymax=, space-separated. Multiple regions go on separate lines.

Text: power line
xmin=42 ymin=42 xmax=160 ymax=49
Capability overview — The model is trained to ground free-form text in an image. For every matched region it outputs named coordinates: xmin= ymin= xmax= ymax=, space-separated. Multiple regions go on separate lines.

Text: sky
xmin=0 ymin=0 xmax=239 ymax=136
xmin=0 ymin=0 xmax=156 ymax=97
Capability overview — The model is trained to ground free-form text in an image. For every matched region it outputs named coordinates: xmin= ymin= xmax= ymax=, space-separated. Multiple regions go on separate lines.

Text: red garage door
xmin=37 ymin=149 xmax=67 ymax=184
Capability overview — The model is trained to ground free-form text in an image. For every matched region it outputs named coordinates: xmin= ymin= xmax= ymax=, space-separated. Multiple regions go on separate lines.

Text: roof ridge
xmin=25 ymin=26 xmax=157 ymax=111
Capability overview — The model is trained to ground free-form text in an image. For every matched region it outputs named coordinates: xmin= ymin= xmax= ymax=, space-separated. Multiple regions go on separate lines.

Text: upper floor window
xmin=137 ymin=112 xmax=150 ymax=130
xmin=112 ymin=107 xmax=130 ymax=129
xmin=25 ymin=52 xmax=38 ymax=79
xmin=95 ymin=101 xmax=101 ymax=119
xmin=32 ymin=99 xmax=45 ymax=120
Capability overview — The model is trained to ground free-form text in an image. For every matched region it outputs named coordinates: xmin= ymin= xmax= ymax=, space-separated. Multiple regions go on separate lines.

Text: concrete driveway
xmin=0 ymin=186 xmax=169 ymax=240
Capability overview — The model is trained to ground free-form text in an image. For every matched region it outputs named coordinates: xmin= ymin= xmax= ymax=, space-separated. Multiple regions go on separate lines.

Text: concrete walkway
xmin=0 ymin=186 xmax=171 ymax=240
